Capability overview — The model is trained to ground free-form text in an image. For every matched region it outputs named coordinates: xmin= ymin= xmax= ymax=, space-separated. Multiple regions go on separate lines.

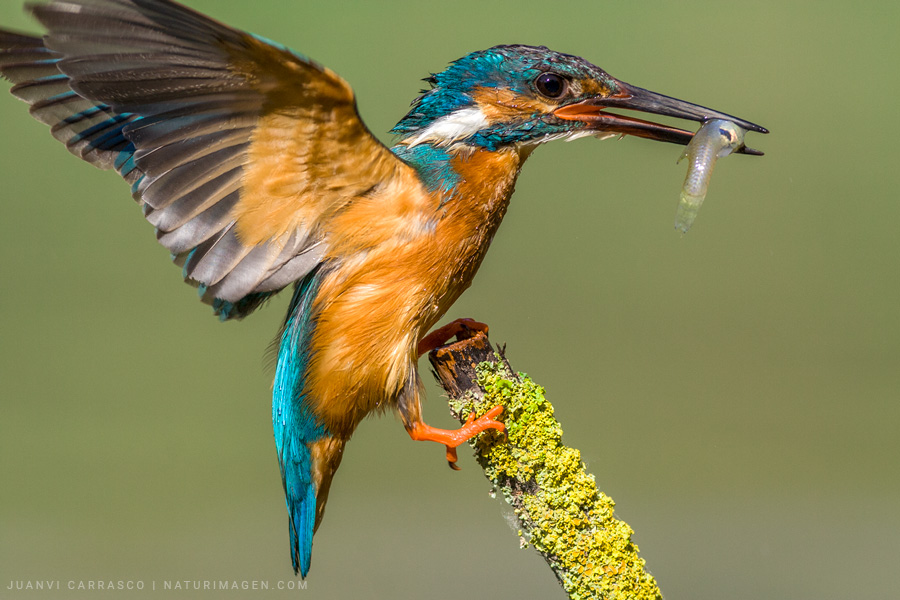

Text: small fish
xmin=676 ymin=119 xmax=747 ymax=233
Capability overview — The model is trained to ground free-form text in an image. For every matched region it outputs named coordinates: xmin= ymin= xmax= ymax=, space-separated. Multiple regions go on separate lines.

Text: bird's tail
xmin=279 ymin=434 xmax=345 ymax=577
xmin=273 ymin=268 xmax=345 ymax=577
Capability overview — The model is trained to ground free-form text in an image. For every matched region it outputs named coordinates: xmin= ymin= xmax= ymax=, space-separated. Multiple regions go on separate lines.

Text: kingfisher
xmin=0 ymin=0 xmax=766 ymax=577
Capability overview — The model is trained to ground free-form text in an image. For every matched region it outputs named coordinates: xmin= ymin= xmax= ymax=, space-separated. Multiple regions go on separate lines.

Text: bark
xmin=427 ymin=329 xmax=663 ymax=600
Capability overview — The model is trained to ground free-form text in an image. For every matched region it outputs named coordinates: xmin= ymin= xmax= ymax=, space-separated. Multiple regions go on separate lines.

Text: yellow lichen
xmin=448 ymin=359 xmax=662 ymax=600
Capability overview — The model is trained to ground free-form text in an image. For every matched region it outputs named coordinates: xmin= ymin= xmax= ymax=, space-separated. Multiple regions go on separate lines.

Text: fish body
xmin=676 ymin=118 xmax=747 ymax=233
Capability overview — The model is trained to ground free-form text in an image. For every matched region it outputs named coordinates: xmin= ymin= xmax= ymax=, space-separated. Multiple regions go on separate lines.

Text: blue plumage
xmin=273 ymin=269 xmax=330 ymax=577
xmin=391 ymin=45 xmax=613 ymax=145
xmin=11 ymin=51 xmax=143 ymax=170
xmin=391 ymin=143 xmax=460 ymax=197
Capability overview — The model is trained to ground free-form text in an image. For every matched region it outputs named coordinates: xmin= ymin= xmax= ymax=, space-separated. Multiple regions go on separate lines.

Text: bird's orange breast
xmin=302 ymin=146 xmax=528 ymax=436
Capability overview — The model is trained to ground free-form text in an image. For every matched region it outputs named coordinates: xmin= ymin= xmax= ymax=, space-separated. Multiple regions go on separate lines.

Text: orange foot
xmin=417 ymin=318 xmax=489 ymax=357
xmin=407 ymin=405 xmax=505 ymax=470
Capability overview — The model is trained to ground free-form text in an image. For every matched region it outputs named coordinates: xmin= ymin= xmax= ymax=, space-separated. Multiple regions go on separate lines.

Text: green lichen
xmin=449 ymin=359 xmax=662 ymax=600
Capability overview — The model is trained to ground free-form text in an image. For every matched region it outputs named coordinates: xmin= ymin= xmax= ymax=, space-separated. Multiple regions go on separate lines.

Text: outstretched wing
xmin=0 ymin=0 xmax=412 ymax=320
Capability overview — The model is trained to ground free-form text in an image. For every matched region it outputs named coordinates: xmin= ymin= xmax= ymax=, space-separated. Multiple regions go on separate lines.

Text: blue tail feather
xmin=282 ymin=437 xmax=318 ymax=576
xmin=273 ymin=269 xmax=328 ymax=577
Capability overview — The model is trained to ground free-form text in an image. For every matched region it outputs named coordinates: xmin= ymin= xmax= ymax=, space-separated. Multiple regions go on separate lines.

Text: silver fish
xmin=676 ymin=119 xmax=747 ymax=233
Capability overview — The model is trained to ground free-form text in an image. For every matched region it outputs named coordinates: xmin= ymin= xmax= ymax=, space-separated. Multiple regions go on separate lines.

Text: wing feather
xmin=145 ymin=168 xmax=242 ymax=230
xmin=1 ymin=0 xmax=420 ymax=320
xmin=184 ymin=226 xmax=253 ymax=286
xmin=157 ymin=194 xmax=239 ymax=254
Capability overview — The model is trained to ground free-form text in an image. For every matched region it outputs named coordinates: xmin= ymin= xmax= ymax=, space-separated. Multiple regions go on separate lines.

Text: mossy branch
xmin=427 ymin=330 xmax=662 ymax=600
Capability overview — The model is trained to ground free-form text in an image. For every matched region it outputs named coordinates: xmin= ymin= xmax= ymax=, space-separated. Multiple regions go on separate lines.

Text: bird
xmin=0 ymin=0 xmax=766 ymax=578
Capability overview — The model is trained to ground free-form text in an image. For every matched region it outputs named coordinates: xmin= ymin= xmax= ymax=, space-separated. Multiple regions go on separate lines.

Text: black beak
xmin=554 ymin=79 xmax=768 ymax=155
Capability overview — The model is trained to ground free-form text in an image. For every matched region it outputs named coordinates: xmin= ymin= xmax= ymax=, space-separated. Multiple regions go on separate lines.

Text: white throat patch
xmin=404 ymin=106 xmax=489 ymax=148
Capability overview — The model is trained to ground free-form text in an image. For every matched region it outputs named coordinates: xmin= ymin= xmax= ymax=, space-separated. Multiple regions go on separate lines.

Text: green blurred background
xmin=1 ymin=1 xmax=898 ymax=598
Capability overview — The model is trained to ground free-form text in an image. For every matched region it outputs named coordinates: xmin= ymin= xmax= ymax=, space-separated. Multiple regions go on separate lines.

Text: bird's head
xmin=392 ymin=45 xmax=766 ymax=153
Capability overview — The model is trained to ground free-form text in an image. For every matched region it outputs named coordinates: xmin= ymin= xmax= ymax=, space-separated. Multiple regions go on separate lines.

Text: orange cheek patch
xmin=472 ymin=86 xmax=555 ymax=122
xmin=578 ymin=78 xmax=611 ymax=97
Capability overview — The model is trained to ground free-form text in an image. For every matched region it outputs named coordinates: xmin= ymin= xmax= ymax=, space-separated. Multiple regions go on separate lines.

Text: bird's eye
xmin=534 ymin=73 xmax=568 ymax=99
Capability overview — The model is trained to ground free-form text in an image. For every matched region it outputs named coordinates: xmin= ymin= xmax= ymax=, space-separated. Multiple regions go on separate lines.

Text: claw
xmin=417 ymin=318 xmax=489 ymax=357
xmin=445 ymin=446 xmax=461 ymax=470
